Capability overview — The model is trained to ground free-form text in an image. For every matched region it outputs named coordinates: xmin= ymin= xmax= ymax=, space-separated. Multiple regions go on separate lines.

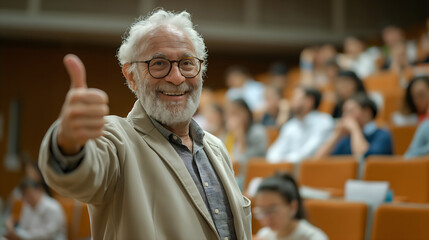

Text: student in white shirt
xmin=225 ymin=66 xmax=266 ymax=112
xmin=266 ymin=87 xmax=334 ymax=163
xmin=253 ymin=173 xmax=328 ymax=240
xmin=4 ymin=179 xmax=66 ymax=240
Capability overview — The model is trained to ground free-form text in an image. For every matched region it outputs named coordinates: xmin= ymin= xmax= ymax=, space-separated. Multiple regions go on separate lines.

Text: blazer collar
xmin=126 ymin=100 xmax=218 ymax=235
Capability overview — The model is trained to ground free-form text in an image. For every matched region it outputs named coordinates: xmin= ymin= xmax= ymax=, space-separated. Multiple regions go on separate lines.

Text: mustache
xmin=155 ymin=83 xmax=194 ymax=92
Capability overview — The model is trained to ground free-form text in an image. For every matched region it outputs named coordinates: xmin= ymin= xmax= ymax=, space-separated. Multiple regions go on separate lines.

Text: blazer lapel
xmin=126 ymin=101 xmax=218 ymax=235
xmin=203 ymin=139 xmax=246 ymax=240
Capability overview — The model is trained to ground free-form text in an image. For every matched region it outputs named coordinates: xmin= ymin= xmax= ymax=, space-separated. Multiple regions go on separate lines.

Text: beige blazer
xmin=38 ymin=101 xmax=252 ymax=240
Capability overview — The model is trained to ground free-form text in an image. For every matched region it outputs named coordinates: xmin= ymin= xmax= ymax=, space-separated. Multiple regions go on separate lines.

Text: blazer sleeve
xmin=38 ymin=117 xmax=122 ymax=204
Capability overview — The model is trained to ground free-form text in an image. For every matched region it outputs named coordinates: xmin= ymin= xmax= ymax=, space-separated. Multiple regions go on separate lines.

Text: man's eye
xmin=151 ymin=60 xmax=167 ymax=67
xmin=181 ymin=59 xmax=195 ymax=66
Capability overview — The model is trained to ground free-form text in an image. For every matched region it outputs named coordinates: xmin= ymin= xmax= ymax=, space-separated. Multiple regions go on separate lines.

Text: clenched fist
xmin=57 ymin=54 xmax=109 ymax=155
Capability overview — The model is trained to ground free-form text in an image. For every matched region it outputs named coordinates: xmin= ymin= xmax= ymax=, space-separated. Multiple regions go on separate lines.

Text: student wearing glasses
xmin=253 ymin=173 xmax=328 ymax=240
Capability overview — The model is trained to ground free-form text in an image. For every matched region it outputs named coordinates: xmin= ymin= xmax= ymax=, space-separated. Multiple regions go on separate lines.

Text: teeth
xmin=163 ymin=92 xmax=185 ymax=96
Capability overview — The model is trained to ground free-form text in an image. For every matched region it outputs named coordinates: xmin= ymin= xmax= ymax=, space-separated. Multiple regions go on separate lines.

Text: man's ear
xmin=122 ymin=63 xmax=138 ymax=92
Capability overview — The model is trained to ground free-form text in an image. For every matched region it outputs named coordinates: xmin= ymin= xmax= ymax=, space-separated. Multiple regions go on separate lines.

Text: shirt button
xmin=172 ymin=135 xmax=178 ymax=141
xmin=204 ymin=182 xmax=209 ymax=187
xmin=223 ymin=238 xmax=229 ymax=240
xmin=214 ymin=209 xmax=219 ymax=214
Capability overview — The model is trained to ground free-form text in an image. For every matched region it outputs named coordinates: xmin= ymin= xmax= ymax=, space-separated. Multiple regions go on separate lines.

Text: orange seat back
xmin=371 ymin=204 xmax=429 ymax=240
xmin=299 ymin=158 xmax=358 ymax=191
xmin=364 ymin=157 xmax=429 ymax=203
xmin=76 ymin=204 xmax=91 ymax=239
xmin=376 ymin=89 xmax=404 ymax=125
xmin=244 ymin=159 xmax=294 ymax=190
xmin=57 ymin=197 xmax=76 ymax=240
xmin=305 ymin=199 xmax=367 ymax=240
xmin=11 ymin=199 xmax=23 ymax=223
xmin=364 ymin=72 xmax=400 ymax=93
xmin=389 ymin=125 xmax=417 ymax=155
xmin=265 ymin=127 xmax=280 ymax=147
xmin=232 ymin=161 xmax=239 ymax=177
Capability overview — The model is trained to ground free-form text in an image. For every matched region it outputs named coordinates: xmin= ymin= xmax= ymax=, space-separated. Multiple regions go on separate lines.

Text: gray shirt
xmin=150 ymin=118 xmax=236 ymax=240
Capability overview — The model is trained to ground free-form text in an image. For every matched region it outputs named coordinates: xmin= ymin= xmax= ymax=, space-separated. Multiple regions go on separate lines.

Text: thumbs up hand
xmin=57 ymin=54 xmax=109 ymax=155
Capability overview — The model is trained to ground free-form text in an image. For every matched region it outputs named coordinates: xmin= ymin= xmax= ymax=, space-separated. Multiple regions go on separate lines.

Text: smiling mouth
xmin=160 ymin=91 xmax=186 ymax=97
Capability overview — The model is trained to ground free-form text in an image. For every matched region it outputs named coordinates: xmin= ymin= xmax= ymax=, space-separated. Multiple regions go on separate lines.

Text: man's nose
xmin=165 ymin=63 xmax=185 ymax=85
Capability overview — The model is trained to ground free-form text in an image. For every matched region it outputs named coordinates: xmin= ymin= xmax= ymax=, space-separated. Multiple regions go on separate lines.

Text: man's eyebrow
xmin=150 ymin=52 xmax=195 ymax=59
xmin=151 ymin=53 xmax=166 ymax=58
xmin=182 ymin=52 xmax=194 ymax=58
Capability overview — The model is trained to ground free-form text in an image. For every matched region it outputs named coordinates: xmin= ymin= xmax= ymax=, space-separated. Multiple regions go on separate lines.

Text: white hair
xmin=117 ymin=9 xmax=208 ymax=79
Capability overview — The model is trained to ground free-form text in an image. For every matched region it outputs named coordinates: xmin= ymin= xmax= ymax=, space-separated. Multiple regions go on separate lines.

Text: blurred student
xmin=332 ymin=71 xmax=367 ymax=119
xmin=4 ymin=179 xmax=66 ymax=240
xmin=266 ymin=87 xmax=334 ymax=163
xmin=336 ymin=36 xmax=379 ymax=79
xmin=253 ymin=173 xmax=328 ymax=240
xmin=261 ymin=85 xmax=290 ymax=128
xmin=378 ymin=24 xmax=417 ymax=70
xmin=316 ymin=94 xmax=393 ymax=159
xmin=267 ymin=62 xmax=288 ymax=91
xmin=300 ymin=45 xmax=337 ymax=89
xmin=392 ymin=76 xmax=429 ymax=126
xmin=225 ymin=66 xmax=266 ymax=112
xmin=405 ymin=119 xmax=429 ymax=159
xmin=225 ymin=98 xmax=267 ymax=163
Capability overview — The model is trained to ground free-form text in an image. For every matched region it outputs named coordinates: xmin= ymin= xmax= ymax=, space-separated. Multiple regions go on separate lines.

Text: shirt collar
xmin=363 ymin=121 xmax=377 ymax=136
xmin=149 ymin=117 xmax=205 ymax=147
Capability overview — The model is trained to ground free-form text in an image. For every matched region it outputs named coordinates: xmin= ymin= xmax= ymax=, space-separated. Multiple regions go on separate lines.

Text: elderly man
xmin=38 ymin=10 xmax=251 ymax=240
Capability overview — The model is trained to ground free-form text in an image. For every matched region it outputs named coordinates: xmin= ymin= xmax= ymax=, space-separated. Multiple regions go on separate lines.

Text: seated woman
xmin=225 ymin=98 xmax=267 ymax=163
xmin=315 ymin=93 xmax=393 ymax=159
xmin=253 ymin=173 xmax=328 ymax=240
xmin=391 ymin=76 xmax=429 ymax=126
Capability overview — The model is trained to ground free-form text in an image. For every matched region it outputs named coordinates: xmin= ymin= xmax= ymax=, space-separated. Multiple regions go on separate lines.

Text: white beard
xmin=136 ymin=73 xmax=202 ymax=126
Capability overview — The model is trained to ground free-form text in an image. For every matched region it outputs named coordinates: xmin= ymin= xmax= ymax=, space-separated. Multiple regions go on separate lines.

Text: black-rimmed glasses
xmin=131 ymin=57 xmax=204 ymax=79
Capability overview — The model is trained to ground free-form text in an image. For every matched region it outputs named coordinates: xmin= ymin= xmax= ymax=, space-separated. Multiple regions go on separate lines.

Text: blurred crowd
xmin=195 ymin=22 xmax=429 ymax=186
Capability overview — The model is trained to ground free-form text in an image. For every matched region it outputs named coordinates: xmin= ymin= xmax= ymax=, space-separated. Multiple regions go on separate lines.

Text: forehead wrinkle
xmin=138 ymin=25 xmax=195 ymax=60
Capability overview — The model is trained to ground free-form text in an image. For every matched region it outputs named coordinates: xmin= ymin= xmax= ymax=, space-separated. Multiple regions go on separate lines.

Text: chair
xmin=364 ymin=157 xmax=429 ymax=203
xmin=57 ymin=197 xmax=77 ymax=240
xmin=389 ymin=125 xmax=418 ymax=155
xmin=232 ymin=161 xmax=239 ymax=177
xmin=243 ymin=159 xmax=294 ymax=190
xmin=299 ymin=157 xmax=358 ymax=195
xmin=76 ymin=204 xmax=91 ymax=240
xmin=364 ymin=71 xmax=400 ymax=93
xmin=11 ymin=199 xmax=23 ymax=222
xmin=265 ymin=126 xmax=280 ymax=147
xmin=305 ymin=199 xmax=367 ymax=240
xmin=376 ymin=89 xmax=404 ymax=125
xmin=371 ymin=203 xmax=429 ymax=240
